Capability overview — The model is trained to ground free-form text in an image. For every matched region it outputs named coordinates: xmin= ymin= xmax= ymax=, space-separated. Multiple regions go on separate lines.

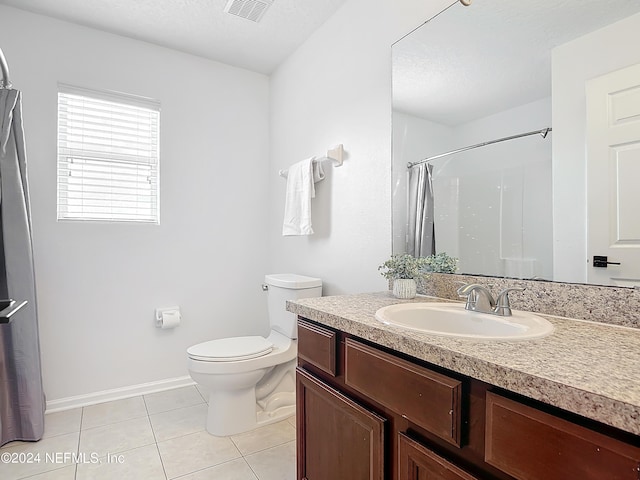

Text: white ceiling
xmin=0 ymin=0 xmax=347 ymax=74
xmin=393 ymin=0 xmax=640 ymax=125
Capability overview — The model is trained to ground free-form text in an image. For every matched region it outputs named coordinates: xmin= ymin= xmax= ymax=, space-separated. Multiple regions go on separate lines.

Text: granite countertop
xmin=287 ymin=292 xmax=640 ymax=436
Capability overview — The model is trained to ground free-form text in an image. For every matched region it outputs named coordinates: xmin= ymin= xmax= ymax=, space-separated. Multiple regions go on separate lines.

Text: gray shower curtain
xmin=0 ymin=88 xmax=45 ymax=446
xmin=407 ymin=163 xmax=436 ymax=258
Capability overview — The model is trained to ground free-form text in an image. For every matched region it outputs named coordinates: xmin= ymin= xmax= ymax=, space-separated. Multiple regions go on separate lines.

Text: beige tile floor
xmin=0 ymin=386 xmax=296 ymax=480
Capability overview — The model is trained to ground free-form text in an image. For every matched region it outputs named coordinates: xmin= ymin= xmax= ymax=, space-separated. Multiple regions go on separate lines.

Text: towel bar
xmin=279 ymin=144 xmax=344 ymax=178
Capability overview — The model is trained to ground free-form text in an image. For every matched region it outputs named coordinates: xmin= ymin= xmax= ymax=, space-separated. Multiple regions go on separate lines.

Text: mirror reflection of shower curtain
xmin=407 ymin=163 xmax=435 ymax=257
xmin=0 ymin=88 xmax=45 ymax=446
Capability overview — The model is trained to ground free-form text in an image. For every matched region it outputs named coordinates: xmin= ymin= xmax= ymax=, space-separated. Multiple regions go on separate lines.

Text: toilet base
xmin=256 ymin=391 xmax=295 ymax=427
xmin=206 ymin=386 xmax=258 ymax=436
xmin=190 ymin=340 xmax=299 ymax=437
xmin=206 ymin=389 xmax=296 ymax=437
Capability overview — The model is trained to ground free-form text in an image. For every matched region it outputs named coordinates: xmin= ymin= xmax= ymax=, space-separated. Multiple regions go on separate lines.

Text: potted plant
xmin=378 ymin=254 xmax=428 ymax=299
xmin=423 ymin=252 xmax=459 ymax=274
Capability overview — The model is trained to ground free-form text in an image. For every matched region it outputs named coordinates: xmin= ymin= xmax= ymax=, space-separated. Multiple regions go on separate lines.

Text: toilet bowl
xmin=187 ymin=274 xmax=322 ymax=437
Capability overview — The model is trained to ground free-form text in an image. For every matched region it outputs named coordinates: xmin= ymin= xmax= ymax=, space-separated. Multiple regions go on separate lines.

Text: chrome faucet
xmin=494 ymin=288 xmax=526 ymax=316
xmin=457 ymin=283 xmax=495 ymax=313
xmin=456 ymin=283 xmax=525 ymax=316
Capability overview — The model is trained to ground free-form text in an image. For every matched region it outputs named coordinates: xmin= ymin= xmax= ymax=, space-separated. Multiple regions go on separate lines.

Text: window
xmin=57 ymin=84 xmax=160 ymax=223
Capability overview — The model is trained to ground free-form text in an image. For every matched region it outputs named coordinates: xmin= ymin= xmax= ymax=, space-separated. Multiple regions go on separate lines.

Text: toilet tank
xmin=265 ymin=274 xmax=322 ymax=339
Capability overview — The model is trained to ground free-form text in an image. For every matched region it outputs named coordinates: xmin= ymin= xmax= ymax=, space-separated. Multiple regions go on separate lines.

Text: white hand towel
xmin=282 ymin=157 xmax=325 ymax=236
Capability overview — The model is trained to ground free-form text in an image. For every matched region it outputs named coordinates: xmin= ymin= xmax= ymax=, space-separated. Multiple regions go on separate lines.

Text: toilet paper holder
xmin=155 ymin=306 xmax=181 ymax=329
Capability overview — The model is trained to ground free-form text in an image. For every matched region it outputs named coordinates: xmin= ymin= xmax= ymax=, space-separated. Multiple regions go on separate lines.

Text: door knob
xmin=0 ymin=299 xmax=28 ymax=324
xmin=593 ymin=256 xmax=621 ymax=268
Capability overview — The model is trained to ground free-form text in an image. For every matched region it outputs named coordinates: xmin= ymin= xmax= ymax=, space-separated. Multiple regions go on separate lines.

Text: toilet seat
xmin=187 ymin=336 xmax=273 ymax=362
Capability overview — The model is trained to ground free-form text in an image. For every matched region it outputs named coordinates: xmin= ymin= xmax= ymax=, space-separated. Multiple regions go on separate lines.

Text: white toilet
xmin=187 ymin=273 xmax=322 ymax=437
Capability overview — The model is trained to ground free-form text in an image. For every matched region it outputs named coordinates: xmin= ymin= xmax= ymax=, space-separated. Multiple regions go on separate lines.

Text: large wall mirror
xmin=392 ymin=0 xmax=640 ymax=287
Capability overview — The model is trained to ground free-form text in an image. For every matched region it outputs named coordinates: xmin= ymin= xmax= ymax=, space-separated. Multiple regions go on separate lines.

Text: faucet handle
xmin=456 ymin=283 xmax=479 ymax=310
xmin=456 ymin=283 xmax=483 ymax=296
xmin=494 ymin=287 xmax=525 ymax=316
xmin=456 ymin=283 xmax=496 ymax=312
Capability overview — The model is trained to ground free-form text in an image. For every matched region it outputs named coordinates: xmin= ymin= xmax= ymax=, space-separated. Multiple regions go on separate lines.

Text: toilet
xmin=187 ymin=273 xmax=322 ymax=436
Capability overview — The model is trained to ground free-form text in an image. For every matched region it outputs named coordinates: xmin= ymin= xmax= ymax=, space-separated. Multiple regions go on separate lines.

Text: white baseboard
xmin=45 ymin=376 xmax=196 ymax=413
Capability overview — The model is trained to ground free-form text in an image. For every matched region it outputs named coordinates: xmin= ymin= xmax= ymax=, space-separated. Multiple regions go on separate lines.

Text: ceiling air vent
xmin=224 ymin=0 xmax=274 ymax=23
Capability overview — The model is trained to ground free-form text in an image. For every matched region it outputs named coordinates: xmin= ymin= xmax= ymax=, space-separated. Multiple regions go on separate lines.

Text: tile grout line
xmin=142 ymin=394 xmax=170 ymax=480
xmin=244 ymin=457 xmax=262 ymax=480
xmin=194 ymin=385 xmax=208 ymax=403
xmin=145 ymin=400 xmax=207 ymax=417
xmin=241 ymin=437 xmax=296 ymax=457
xmin=145 ymin=386 xmax=206 ymax=416
xmin=169 ymin=457 xmax=249 ymax=480
xmin=74 ymin=407 xmax=85 ymax=480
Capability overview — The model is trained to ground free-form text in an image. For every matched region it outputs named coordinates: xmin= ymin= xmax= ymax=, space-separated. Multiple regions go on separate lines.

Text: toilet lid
xmin=187 ymin=336 xmax=273 ymax=362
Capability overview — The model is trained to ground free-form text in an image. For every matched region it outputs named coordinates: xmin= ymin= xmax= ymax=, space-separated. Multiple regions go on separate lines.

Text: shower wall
xmin=394 ymin=97 xmax=553 ymax=280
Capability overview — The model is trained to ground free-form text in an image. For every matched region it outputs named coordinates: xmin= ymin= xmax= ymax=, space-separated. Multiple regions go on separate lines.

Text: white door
xmin=586 ymin=63 xmax=640 ymax=286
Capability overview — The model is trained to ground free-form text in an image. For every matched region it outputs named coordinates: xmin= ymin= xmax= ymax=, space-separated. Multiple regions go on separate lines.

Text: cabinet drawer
xmin=398 ymin=433 xmax=480 ymax=480
xmin=485 ymin=392 xmax=640 ymax=480
xmin=345 ymin=338 xmax=463 ymax=447
xmin=297 ymin=319 xmax=337 ymax=376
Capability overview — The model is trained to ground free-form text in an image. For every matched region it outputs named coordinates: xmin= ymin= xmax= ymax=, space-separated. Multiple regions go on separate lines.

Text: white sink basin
xmin=375 ymin=302 xmax=554 ymax=340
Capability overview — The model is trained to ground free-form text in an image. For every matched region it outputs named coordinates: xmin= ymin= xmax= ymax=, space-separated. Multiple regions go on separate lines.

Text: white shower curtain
xmin=407 ymin=163 xmax=436 ymax=258
xmin=0 ymin=88 xmax=45 ymax=446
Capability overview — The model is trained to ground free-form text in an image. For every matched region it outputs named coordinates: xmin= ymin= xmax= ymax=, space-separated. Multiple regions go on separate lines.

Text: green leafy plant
xmin=423 ymin=252 xmax=459 ymax=274
xmin=378 ymin=254 xmax=428 ymax=280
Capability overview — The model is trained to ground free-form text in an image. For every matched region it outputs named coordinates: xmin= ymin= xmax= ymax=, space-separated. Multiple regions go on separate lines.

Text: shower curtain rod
xmin=0 ymin=47 xmax=11 ymax=89
xmin=407 ymin=127 xmax=552 ymax=169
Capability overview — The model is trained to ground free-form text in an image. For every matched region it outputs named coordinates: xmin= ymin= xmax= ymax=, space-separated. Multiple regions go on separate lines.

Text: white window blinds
xmin=57 ymin=85 xmax=160 ymax=223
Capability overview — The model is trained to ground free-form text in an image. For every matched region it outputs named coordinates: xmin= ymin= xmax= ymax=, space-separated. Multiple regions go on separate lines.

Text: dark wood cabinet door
xmin=296 ymin=367 xmax=386 ymax=480
xmin=398 ymin=433 xmax=481 ymax=480
xmin=485 ymin=392 xmax=640 ymax=480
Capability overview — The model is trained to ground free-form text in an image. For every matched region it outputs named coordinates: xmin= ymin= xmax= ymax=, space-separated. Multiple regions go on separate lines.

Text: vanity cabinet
xmin=398 ymin=433 xmax=481 ymax=480
xmin=296 ymin=368 xmax=385 ymax=480
xmin=296 ymin=317 xmax=640 ymax=480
